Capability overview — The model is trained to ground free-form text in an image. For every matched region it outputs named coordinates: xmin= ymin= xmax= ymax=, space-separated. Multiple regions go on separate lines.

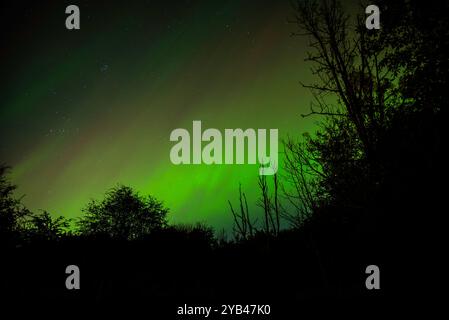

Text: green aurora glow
xmin=1 ymin=0 xmax=322 ymax=229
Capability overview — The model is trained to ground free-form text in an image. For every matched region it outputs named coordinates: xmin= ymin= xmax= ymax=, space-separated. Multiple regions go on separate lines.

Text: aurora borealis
xmin=1 ymin=0 xmax=320 ymax=229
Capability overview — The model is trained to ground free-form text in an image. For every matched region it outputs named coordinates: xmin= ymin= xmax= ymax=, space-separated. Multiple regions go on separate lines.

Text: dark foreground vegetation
xmin=1 ymin=0 xmax=446 ymax=315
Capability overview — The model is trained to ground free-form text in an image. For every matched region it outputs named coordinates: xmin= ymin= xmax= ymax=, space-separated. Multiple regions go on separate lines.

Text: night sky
xmin=1 ymin=0 xmax=328 ymax=229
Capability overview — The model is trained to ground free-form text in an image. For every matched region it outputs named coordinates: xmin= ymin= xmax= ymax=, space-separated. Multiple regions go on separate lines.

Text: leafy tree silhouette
xmin=77 ymin=185 xmax=168 ymax=240
xmin=0 ymin=165 xmax=30 ymax=245
xmin=374 ymin=0 xmax=449 ymax=112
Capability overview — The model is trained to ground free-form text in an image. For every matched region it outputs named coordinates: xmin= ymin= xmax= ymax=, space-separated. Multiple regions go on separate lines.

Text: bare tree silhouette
xmin=228 ymin=183 xmax=255 ymax=240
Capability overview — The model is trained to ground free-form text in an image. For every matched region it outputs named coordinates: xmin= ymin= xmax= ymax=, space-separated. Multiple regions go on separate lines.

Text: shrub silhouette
xmin=77 ymin=185 xmax=168 ymax=240
xmin=26 ymin=210 xmax=70 ymax=241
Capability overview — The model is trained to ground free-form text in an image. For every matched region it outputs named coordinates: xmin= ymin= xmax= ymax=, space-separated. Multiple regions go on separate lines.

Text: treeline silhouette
xmin=1 ymin=0 xmax=446 ymax=314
